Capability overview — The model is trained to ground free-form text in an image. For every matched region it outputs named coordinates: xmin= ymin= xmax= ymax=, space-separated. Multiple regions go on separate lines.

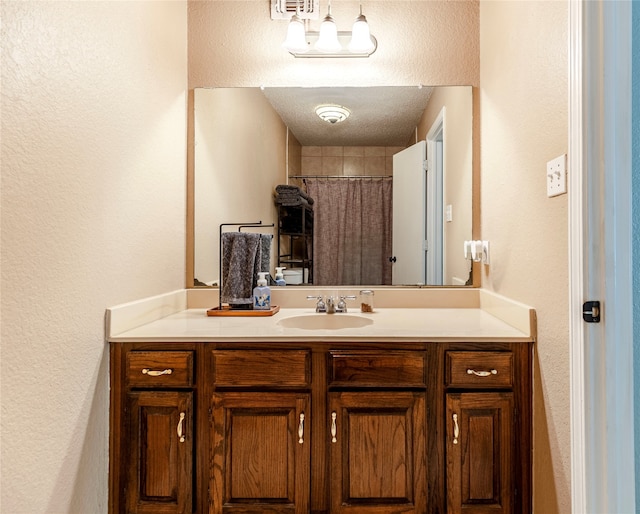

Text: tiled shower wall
xmin=291 ymin=146 xmax=406 ymax=177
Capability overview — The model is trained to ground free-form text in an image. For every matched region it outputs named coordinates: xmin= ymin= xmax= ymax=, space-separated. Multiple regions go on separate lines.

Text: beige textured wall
xmin=480 ymin=2 xmax=569 ymax=512
xmin=417 ymin=86 xmax=474 ymax=285
xmin=188 ymin=0 xmax=480 ymax=88
xmin=288 ymin=132 xmax=302 ymax=177
xmin=0 ymin=1 xmax=570 ymax=511
xmin=194 ymin=88 xmax=287 ymax=283
xmin=1 ymin=2 xmax=187 ymax=512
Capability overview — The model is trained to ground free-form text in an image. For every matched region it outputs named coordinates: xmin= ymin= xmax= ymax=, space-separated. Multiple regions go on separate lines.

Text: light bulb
xmin=348 ymin=11 xmax=375 ymax=53
xmin=315 ymin=9 xmax=341 ymax=53
xmin=282 ymin=14 xmax=308 ymax=53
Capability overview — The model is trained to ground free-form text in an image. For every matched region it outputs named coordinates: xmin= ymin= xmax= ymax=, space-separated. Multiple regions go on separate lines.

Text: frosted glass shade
xmin=282 ymin=15 xmax=308 ymax=53
xmin=315 ymin=15 xmax=341 ymax=53
xmin=348 ymin=14 xmax=375 ymax=53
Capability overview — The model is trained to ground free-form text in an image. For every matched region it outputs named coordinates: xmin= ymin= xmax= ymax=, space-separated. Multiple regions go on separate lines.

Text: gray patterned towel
xmin=221 ymin=232 xmax=272 ymax=307
xmin=275 ymin=184 xmax=314 ymax=205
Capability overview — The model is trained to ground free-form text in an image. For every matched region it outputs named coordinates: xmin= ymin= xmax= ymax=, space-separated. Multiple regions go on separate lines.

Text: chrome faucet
xmin=307 ymin=295 xmax=356 ymax=313
xmin=336 ymin=295 xmax=356 ymax=312
xmin=307 ymin=295 xmax=327 ymax=313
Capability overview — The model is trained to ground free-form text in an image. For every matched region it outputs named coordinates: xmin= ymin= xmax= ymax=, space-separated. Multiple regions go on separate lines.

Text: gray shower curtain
xmin=305 ymin=178 xmax=392 ymax=285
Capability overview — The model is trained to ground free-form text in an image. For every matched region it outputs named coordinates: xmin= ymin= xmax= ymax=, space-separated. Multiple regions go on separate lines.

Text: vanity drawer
xmin=329 ymin=351 xmax=426 ymax=387
xmin=445 ymin=351 xmax=513 ymax=388
xmin=212 ymin=350 xmax=311 ymax=387
xmin=126 ymin=351 xmax=194 ymax=388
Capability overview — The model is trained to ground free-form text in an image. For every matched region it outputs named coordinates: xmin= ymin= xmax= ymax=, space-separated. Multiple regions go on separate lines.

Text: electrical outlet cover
xmin=547 ymin=154 xmax=567 ymax=197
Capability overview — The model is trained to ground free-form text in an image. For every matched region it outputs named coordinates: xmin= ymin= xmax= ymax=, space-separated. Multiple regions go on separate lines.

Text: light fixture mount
xmin=315 ymin=104 xmax=351 ymax=124
xmin=271 ymin=0 xmax=319 ymax=20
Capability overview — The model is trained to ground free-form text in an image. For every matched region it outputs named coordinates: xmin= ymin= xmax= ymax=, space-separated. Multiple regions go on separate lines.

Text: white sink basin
xmin=278 ymin=314 xmax=373 ymax=330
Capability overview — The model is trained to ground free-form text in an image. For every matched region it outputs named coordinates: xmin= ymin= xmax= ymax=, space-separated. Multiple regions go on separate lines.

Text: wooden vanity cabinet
xmin=211 ymin=392 xmax=311 ymax=513
xmin=210 ymin=349 xmax=312 ymax=514
xmin=110 ymin=345 xmax=200 ymax=514
xmin=125 ymin=391 xmax=194 ymax=514
xmin=110 ymin=341 xmax=532 ymax=514
xmin=442 ymin=345 xmax=532 ymax=514
xmin=327 ymin=350 xmax=428 ymax=513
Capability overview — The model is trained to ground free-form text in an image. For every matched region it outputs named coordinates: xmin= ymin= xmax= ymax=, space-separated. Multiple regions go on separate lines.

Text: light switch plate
xmin=547 ymin=154 xmax=567 ymax=197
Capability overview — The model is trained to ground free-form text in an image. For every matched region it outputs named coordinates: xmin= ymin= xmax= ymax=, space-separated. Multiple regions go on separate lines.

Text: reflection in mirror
xmin=193 ymin=86 xmax=472 ymax=287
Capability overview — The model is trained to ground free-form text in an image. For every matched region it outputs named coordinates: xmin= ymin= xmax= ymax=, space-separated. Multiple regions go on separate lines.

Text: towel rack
xmin=218 ymin=221 xmax=275 ymax=311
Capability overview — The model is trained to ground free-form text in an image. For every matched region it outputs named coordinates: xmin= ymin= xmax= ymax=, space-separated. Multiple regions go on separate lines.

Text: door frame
xmin=569 ymin=1 xmax=635 ymax=512
xmin=426 ymin=108 xmax=445 ymax=285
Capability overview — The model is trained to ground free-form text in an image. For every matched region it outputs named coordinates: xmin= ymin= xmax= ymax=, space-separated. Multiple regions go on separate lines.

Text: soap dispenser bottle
xmin=253 ymin=272 xmax=271 ymax=310
xmin=274 ymin=267 xmax=286 ymax=286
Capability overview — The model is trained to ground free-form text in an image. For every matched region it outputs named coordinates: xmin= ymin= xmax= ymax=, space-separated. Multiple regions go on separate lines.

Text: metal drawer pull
xmin=142 ymin=368 xmax=173 ymax=376
xmin=453 ymin=413 xmax=459 ymax=445
xmin=298 ymin=413 xmax=305 ymax=444
xmin=177 ymin=412 xmax=186 ymax=443
xmin=331 ymin=411 xmax=337 ymax=443
xmin=466 ymin=368 xmax=497 ymax=377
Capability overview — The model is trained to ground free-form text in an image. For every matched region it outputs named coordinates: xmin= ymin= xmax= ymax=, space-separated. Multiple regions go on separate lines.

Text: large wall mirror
xmin=192 ymin=86 xmax=473 ymax=288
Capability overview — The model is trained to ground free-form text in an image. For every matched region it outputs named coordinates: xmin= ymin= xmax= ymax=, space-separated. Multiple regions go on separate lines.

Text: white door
xmin=426 ymin=110 xmax=445 ymax=286
xmin=392 ymin=141 xmax=426 ymax=285
xmin=569 ymin=1 xmax=635 ymax=512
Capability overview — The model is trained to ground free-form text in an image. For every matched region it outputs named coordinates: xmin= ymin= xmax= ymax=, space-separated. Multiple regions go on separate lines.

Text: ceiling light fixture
xmin=315 ymin=104 xmax=351 ymax=124
xmin=281 ymin=1 xmax=377 ymax=58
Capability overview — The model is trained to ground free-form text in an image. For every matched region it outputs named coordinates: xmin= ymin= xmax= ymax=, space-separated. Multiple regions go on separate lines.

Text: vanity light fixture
xmin=281 ymin=1 xmax=377 ymax=58
xmin=315 ymin=104 xmax=350 ymax=124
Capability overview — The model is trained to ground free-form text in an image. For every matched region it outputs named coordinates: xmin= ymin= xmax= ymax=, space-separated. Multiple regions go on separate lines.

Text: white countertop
xmin=106 ymin=289 xmax=536 ymax=343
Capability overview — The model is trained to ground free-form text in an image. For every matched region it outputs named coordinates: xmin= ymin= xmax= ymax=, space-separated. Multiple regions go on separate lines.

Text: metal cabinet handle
xmin=466 ymin=368 xmax=497 ymax=377
xmin=142 ymin=368 xmax=173 ymax=377
xmin=331 ymin=411 xmax=337 ymax=443
xmin=177 ymin=412 xmax=186 ymax=443
xmin=298 ymin=413 xmax=305 ymax=444
xmin=453 ymin=413 xmax=459 ymax=445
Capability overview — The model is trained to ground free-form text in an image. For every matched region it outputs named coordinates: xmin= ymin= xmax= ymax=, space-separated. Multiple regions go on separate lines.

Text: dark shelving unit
xmin=277 ymin=204 xmax=313 ymax=284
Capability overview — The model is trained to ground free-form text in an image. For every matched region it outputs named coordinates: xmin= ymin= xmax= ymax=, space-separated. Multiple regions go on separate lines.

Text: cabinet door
xmin=446 ymin=392 xmax=514 ymax=514
xmin=211 ymin=392 xmax=310 ymax=514
xmin=125 ymin=391 xmax=193 ymax=514
xmin=329 ymin=391 xmax=426 ymax=513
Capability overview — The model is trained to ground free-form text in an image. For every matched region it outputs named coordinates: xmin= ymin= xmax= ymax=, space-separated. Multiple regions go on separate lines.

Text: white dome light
xmin=315 ymin=105 xmax=351 ymax=124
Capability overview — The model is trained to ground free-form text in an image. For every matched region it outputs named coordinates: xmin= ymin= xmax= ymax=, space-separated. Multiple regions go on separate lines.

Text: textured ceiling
xmin=261 ymin=86 xmax=434 ymax=146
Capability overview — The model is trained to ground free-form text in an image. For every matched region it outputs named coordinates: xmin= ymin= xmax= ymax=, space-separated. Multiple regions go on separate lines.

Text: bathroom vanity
xmin=107 ymin=289 xmax=535 ymax=514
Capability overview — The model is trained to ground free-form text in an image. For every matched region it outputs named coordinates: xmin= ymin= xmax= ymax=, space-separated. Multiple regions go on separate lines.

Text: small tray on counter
xmin=206 ymin=306 xmax=280 ymax=317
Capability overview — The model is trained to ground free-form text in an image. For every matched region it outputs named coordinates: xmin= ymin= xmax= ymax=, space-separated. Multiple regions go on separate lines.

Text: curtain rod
xmin=291 ymin=175 xmax=392 ymax=179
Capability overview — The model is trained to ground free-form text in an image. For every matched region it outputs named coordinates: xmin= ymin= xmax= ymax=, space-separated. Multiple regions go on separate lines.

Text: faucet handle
xmin=336 ymin=295 xmax=356 ymax=313
xmin=307 ymin=295 xmax=327 ymax=313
